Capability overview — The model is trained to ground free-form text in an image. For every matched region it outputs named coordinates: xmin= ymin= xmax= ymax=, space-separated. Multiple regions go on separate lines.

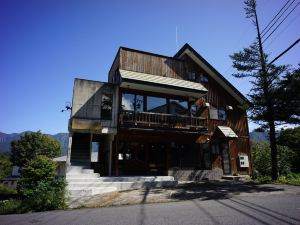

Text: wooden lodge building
xmin=66 ymin=44 xmax=252 ymax=181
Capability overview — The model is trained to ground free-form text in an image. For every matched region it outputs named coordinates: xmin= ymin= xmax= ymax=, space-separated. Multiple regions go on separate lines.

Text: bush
xmin=278 ymin=176 xmax=287 ymax=184
xmin=286 ymin=173 xmax=300 ymax=186
xmin=0 ymin=199 xmax=22 ymax=214
xmin=254 ymin=175 xmax=272 ymax=184
xmin=0 ymin=154 xmax=12 ymax=180
xmin=252 ymin=142 xmax=294 ymax=179
xmin=0 ymin=184 xmax=17 ymax=200
xmin=18 ymin=156 xmax=66 ymax=211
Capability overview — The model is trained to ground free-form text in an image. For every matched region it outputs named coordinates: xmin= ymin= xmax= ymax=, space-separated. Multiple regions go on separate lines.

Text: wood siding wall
xmin=119 ymin=48 xmax=186 ymax=79
xmin=184 ymin=55 xmax=249 ymax=137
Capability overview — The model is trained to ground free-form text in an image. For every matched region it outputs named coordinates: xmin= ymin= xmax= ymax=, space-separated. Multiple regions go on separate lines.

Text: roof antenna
xmin=176 ymin=26 xmax=178 ymax=51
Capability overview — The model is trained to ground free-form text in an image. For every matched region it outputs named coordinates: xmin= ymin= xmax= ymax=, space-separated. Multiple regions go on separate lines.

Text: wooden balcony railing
xmin=119 ymin=110 xmax=207 ymax=131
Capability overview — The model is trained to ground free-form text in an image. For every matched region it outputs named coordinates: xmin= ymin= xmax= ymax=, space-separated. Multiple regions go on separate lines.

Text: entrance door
xmin=221 ymin=143 xmax=231 ymax=174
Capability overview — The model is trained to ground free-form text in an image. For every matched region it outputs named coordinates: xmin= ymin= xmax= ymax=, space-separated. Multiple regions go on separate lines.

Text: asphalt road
xmin=1 ymin=194 xmax=300 ymax=225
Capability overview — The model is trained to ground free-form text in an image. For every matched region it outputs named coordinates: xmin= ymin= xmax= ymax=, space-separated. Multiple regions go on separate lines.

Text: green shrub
xmin=278 ymin=176 xmax=287 ymax=184
xmin=18 ymin=156 xmax=66 ymax=211
xmin=252 ymin=142 xmax=294 ymax=180
xmin=0 ymin=199 xmax=22 ymax=214
xmin=254 ymin=175 xmax=272 ymax=184
xmin=0 ymin=184 xmax=17 ymax=200
xmin=286 ymin=173 xmax=300 ymax=186
xmin=0 ymin=154 xmax=12 ymax=180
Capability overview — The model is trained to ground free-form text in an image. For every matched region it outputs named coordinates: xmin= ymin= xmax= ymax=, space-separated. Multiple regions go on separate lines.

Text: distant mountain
xmin=249 ymin=131 xmax=269 ymax=143
xmin=0 ymin=132 xmax=68 ymax=155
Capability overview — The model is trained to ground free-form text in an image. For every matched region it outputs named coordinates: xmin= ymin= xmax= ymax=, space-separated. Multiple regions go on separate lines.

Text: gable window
xmin=188 ymin=71 xmax=196 ymax=81
xmin=199 ymin=73 xmax=208 ymax=82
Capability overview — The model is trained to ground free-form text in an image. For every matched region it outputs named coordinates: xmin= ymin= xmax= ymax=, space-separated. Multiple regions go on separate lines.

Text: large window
xmin=147 ymin=96 xmax=167 ymax=113
xmin=135 ymin=95 xmax=144 ymax=112
xmin=122 ymin=93 xmax=135 ymax=111
xmin=121 ymin=93 xmax=144 ymax=112
xmin=101 ymin=93 xmax=112 ymax=120
xmin=169 ymin=99 xmax=188 ymax=116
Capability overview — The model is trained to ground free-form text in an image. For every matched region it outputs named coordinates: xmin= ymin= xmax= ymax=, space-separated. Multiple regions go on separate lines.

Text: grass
xmin=0 ymin=199 xmax=23 ymax=214
xmin=0 ymin=184 xmax=17 ymax=200
xmin=253 ymin=173 xmax=300 ymax=186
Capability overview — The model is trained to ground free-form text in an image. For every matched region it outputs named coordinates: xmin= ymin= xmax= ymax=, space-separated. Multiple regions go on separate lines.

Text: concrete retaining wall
xmin=168 ymin=168 xmax=223 ymax=181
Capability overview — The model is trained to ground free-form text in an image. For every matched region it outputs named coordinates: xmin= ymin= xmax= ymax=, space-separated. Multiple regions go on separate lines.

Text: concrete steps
xmin=66 ymin=166 xmax=177 ymax=197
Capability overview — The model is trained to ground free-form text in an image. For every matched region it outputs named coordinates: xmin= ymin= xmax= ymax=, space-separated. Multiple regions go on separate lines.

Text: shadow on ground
xmin=169 ymin=181 xmax=284 ymax=201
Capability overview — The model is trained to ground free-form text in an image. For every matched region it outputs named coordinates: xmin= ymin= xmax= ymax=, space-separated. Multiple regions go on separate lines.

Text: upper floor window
xmin=121 ymin=93 xmax=144 ymax=111
xmin=209 ymin=106 xmax=226 ymax=120
xmin=188 ymin=71 xmax=196 ymax=81
xmin=169 ymin=99 xmax=188 ymax=116
xmin=122 ymin=93 xmax=135 ymax=111
xmin=147 ymin=96 xmax=167 ymax=113
xmin=218 ymin=109 xmax=226 ymax=120
xmin=199 ymin=73 xmax=208 ymax=82
xmin=101 ymin=93 xmax=112 ymax=120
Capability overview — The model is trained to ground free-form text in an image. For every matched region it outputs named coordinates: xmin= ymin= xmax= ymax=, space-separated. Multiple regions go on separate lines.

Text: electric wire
xmin=262 ymin=1 xmax=300 ymax=44
xmin=260 ymin=0 xmax=293 ymax=36
xmin=261 ymin=0 xmax=296 ymax=38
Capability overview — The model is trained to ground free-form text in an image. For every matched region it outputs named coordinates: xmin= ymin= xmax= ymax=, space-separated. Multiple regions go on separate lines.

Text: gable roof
xmin=174 ymin=43 xmax=249 ymax=104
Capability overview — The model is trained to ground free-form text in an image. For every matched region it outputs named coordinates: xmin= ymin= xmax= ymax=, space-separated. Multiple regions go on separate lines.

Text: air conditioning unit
xmin=239 ymin=155 xmax=249 ymax=168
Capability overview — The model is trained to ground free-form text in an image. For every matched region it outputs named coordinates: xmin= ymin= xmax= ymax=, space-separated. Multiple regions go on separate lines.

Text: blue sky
xmin=1 ymin=0 xmax=299 ymax=134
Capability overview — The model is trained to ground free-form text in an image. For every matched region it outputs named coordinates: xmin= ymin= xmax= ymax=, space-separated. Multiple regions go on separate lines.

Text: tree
xmin=11 ymin=131 xmax=60 ymax=167
xmin=275 ymin=65 xmax=300 ymax=124
xmin=230 ymin=0 xmax=289 ymax=180
xmin=277 ymin=127 xmax=300 ymax=172
xmin=17 ymin=156 xmax=66 ymax=211
xmin=252 ymin=142 xmax=294 ymax=178
xmin=0 ymin=154 xmax=12 ymax=179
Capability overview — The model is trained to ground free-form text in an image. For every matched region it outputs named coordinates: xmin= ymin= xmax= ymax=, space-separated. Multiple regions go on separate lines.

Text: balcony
xmin=119 ymin=110 xmax=207 ymax=132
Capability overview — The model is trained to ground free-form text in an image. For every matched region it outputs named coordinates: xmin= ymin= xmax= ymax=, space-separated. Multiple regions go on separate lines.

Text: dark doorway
xmin=221 ymin=142 xmax=231 ymax=174
xmin=117 ymin=142 xmax=166 ymax=176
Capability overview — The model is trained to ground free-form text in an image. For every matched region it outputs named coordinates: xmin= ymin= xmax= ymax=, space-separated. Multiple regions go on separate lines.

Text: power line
xmin=262 ymin=1 xmax=300 ymax=44
xmin=265 ymin=11 xmax=300 ymax=50
xmin=261 ymin=0 xmax=293 ymax=36
xmin=269 ymin=38 xmax=300 ymax=65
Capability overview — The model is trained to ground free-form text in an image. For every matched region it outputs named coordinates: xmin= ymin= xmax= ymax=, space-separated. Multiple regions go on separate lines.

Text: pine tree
xmin=230 ymin=0 xmax=289 ymax=180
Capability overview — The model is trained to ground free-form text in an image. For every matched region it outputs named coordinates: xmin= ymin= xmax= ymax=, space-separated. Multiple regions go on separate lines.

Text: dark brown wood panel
xmin=119 ymin=48 xmax=186 ymax=79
